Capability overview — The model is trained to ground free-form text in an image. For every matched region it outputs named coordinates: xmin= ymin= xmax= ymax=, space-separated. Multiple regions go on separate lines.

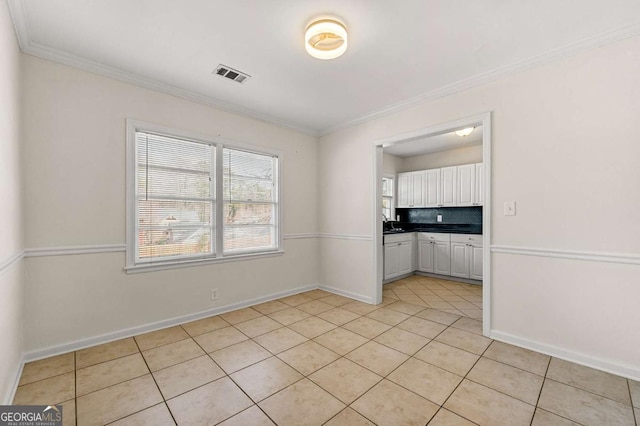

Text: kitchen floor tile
xmin=365 ymin=308 xmax=410 ymax=326
xmin=254 ymin=327 xmax=308 ymax=354
xmin=414 ymin=341 xmax=479 ymax=376
xmin=153 ymin=355 xmax=225 ymax=399
xmin=629 ymin=379 xmax=640 ymax=408
xmin=259 ymin=379 xmax=345 ymax=426
xmin=546 ymin=358 xmax=631 ymax=405
xmin=316 ymin=308 xmax=361 ymax=325
xmin=267 ymin=307 xmax=311 ymax=326
xmin=319 ymin=294 xmax=353 ymax=307
xmin=219 ymin=307 xmax=263 ymax=325
xmin=345 ymin=341 xmax=409 ymax=377
xmin=444 ymin=379 xmax=535 ymax=426
xmin=373 ymin=327 xmax=430 ymax=355
xmin=531 ymin=408 xmax=581 ymax=426
xmin=343 ymin=317 xmax=392 ymax=339
xmin=385 ymin=301 xmax=426 ymax=315
xmin=210 ymin=340 xmax=272 ymax=373
xmin=166 ymin=377 xmax=252 ymax=426
xmin=341 ymin=301 xmax=381 ymax=315
xmin=231 ymin=357 xmax=302 ymax=402
xmin=324 ymin=408 xmax=375 ymax=426
xmin=180 ymin=315 xmax=228 ymax=336
xmin=313 ymin=327 xmax=369 ymax=355
xmin=278 ymin=341 xmax=340 ymax=375
xmin=134 ymin=326 xmax=190 ymax=351
xmin=234 ymin=315 xmax=282 ymax=338
xmin=414 ymin=308 xmax=461 ymax=325
xmin=451 ymin=317 xmax=483 ymax=335
xmin=252 ymin=300 xmax=290 ymax=315
xmin=351 ymin=379 xmax=439 ymax=426
xmin=309 ymin=358 xmax=381 ymax=404
xmin=296 ymin=300 xmax=334 ymax=315
xmin=142 ymin=338 xmax=204 ymax=371
xmin=218 ymin=406 xmax=275 ymax=426
xmin=288 ymin=316 xmax=337 ymax=339
xmin=435 ymin=327 xmax=491 ymax=355
xmin=76 ymin=375 xmax=163 ymax=426
xmin=193 ymin=326 xmax=248 ymax=353
xmin=483 ymin=340 xmax=550 ymax=376
xmin=19 ymin=353 xmax=75 ymax=386
xmin=75 ymin=338 xmax=138 ymax=369
xmin=109 ymin=403 xmax=175 ymax=426
xmin=388 ymin=358 xmax=463 ymax=405
xmin=279 ymin=293 xmax=314 ymax=307
xmin=397 ymin=316 xmax=448 ymax=339
xmin=428 ymin=409 xmax=477 ymax=426
xmin=13 ymin=372 xmax=75 ymax=405
xmin=467 ymin=357 xmax=544 ymax=405
xmin=76 ymin=353 xmax=149 ymax=396
xmin=538 ymin=379 xmax=635 ymax=425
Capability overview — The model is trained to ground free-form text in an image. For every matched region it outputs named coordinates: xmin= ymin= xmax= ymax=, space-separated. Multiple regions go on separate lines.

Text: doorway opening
xmin=372 ymin=113 xmax=492 ymax=335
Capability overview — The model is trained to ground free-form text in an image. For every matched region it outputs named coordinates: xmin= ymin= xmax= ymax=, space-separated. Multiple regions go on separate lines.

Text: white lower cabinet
xmin=450 ymin=234 xmax=483 ymax=279
xmin=418 ymin=233 xmax=451 ymax=275
xmin=384 ymin=233 xmax=414 ymax=280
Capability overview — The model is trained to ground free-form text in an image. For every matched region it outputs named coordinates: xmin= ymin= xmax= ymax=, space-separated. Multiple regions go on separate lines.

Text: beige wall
xmin=0 ymin=2 xmax=24 ymax=403
xmin=319 ymin=36 xmax=640 ymax=378
xmin=382 ymin=153 xmax=403 ymax=175
xmin=22 ymin=56 xmax=319 ymax=352
xmin=401 ymin=145 xmax=483 ymax=172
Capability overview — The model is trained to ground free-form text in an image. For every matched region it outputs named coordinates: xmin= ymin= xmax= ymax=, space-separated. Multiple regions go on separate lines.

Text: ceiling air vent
xmin=213 ymin=64 xmax=250 ymax=84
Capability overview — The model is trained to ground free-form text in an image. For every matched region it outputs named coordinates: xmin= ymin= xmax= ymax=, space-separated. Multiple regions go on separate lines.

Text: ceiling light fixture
xmin=305 ymin=19 xmax=348 ymax=60
xmin=455 ymin=127 xmax=475 ymax=137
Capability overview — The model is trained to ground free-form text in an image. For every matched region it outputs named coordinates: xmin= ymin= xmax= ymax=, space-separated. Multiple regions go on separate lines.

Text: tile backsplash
xmin=396 ymin=206 xmax=482 ymax=224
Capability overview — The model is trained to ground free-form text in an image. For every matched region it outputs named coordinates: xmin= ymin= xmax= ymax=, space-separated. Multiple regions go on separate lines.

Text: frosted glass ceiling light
xmin=305 ymin=19 xmax=348 ymax=60
xmin=455 ymin=127 xmax=475 ymax=137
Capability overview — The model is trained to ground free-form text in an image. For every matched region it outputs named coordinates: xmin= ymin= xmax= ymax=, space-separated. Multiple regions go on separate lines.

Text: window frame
xmin=125 ymin=119 xmax=283 ymax=273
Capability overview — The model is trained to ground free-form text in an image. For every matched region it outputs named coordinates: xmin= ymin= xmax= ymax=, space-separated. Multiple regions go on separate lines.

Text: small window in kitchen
xmin=382 ymin=176 xmax=394 ymax=221
xmin=126 ymin=120 xmax=282 ymax=272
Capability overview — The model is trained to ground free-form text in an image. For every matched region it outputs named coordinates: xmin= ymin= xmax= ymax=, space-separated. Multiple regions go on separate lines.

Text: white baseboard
xmin=318 ymin=284 xmax=374 ymax=304
xmin=489 ymin=330 xmax=640 ymax=382
xmin=3 ymin=355 xmax=24 ymax=405
xmin=23 ymin=284 xmax=316 ymax=362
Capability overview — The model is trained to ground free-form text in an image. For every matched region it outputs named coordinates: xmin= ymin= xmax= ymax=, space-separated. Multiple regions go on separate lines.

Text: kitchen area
xmin=382 ymin=126 xmax=485 ymax=285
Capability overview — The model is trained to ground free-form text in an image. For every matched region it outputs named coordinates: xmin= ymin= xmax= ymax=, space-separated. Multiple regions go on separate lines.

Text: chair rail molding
xmin=491 ymin=245 xmax=640 ymax=266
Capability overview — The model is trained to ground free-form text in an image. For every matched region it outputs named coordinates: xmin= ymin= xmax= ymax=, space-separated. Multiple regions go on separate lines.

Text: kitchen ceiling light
xmin=305 ymin=19 xmax=348 ymax=60
xmin=455 ymin=127 xmax=475 ymax=137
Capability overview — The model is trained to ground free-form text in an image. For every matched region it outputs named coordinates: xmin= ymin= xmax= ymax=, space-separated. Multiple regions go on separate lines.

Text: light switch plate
xmin=437 ymin=215 xmax=443 ymax=222
xmin=504 ymin=201 xmax=516 ymax=216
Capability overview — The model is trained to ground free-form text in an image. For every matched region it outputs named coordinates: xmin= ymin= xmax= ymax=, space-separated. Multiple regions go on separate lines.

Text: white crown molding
xmin=491 ymin=245 xmax=640 ymax=266
xmin=6 ymin=1 xmax=317 ymax=137
xmin=0 ymin=251 xmax=24 ymax=276
xmin=321 ymin=22 xmax=640 ymax=136
xmin=490 ymin=330 xmax=640 ymax=382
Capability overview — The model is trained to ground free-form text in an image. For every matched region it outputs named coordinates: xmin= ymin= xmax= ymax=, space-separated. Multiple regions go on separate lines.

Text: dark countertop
xmin=384 ymin=223 xmax=482 ymax=235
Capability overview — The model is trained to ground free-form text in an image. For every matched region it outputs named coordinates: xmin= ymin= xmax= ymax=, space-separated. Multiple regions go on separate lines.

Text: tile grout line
xmin=132 ymin=334 xmax=179 ymax=425
xmin=529 ymin=355 xmax=552 ymax=426
xmin=73 ymin=351 xmax=77 ymax=426
xmin=629 ymin=380 xmax=638 ymax=425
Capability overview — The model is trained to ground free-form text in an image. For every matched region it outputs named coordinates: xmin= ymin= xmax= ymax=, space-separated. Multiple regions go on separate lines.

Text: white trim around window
xmin=125 ymin=119 xmax=284 ymax=273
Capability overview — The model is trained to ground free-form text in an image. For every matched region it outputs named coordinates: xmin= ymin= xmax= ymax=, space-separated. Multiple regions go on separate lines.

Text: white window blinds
xmin=135 ymin=131 xmax=215 ymax=262
xmin=223 ymin=148 xmax=278 ymax=253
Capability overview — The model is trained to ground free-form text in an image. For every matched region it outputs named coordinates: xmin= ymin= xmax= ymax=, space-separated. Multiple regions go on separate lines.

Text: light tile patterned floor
xmin=13 ymin=275 xmax=640 ymax=425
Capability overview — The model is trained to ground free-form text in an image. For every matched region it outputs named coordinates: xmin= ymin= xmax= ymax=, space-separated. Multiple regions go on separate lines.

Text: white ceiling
xmin=384 ymin=126 xmax=483 ymax=157
xmin=9 ymin=0 xmax=640 ymax=134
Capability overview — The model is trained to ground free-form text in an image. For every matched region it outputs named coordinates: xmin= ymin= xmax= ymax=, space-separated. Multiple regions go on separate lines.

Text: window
xmin=126 ymin=121 xmax=281 ymax=271
xmin=382 ymin=176 xmax=394 ymax=221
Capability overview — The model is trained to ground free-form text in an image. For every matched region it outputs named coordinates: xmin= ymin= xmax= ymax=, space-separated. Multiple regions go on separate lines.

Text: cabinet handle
xmin=397 ymin=242 xmax=401 ymax=246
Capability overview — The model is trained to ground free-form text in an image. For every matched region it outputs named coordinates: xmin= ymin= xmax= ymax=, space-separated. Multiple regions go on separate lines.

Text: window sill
xmin=124 ymin=250 xmax=285 ymax=274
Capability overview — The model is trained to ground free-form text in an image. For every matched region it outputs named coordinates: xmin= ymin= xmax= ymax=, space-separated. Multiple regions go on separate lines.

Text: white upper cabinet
xmin=474 ymin=163 xmax=484 ymax=206
xmin=397 ymin=171 xmax=425 ymax=208
xmin=456 ymin=164 xmax=475 ymax=206
xmin=440 ymin=166 xmax=457 ymax=206
xmin=396 ymin=163 xmax=483 ymax=208
xmin=424 ymin=168 xmax=441 ymax=207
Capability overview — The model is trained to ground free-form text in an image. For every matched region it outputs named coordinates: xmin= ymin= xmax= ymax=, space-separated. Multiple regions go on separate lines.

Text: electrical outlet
xmin=210 ymin=288 xmax=218 ymax=301
xmin=437 ymin=214 xmax=443 ymax=222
